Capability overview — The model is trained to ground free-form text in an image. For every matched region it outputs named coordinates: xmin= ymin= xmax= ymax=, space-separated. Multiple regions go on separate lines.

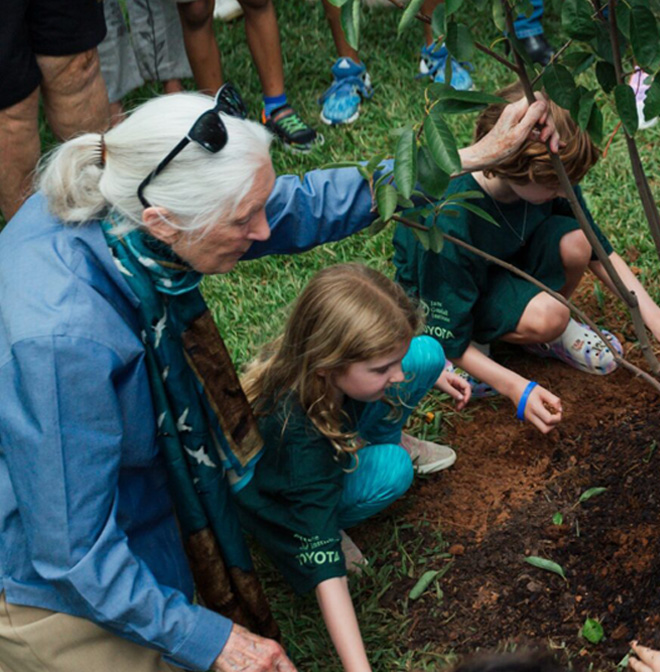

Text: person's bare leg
xmin=321 ymin=0 xmax=360 ymax=61
xmin=38 ymin=49 xmax=110 ymax=140
xmin=500 ymin=292 xmax=570 ymax=345
xmin=0 ymin=87 xmax=40 ymax=221
xmin=163 ymin=79 xmax=185 ymax=94
xmin=239 ymin=0 xmax=284 ymax=97
xmin=177 ymin=0 xmax=223 ymax=93
xmin=422 ymin=0 xmax=442 ymax=46
xmin=557 ymin=229 xmax=592 ymax=299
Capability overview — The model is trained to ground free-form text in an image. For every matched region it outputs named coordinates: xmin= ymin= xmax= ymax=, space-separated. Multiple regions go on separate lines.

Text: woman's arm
xmin=452 ymin=344 xmax=563 ymax=434
xmin=316 ymin=577 xmax=372 ymax=672
xmin=590 ymin=252 xmax=660 ymax=342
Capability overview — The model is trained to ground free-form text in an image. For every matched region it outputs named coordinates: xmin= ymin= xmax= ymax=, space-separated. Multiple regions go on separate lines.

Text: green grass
xmin=20 ymin=1 xmax=660 ymax=668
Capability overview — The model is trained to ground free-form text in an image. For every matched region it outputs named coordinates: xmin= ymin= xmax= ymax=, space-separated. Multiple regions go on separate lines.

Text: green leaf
xmin=394 ymin=129 xmax=418 ymax=199
xmin=430 ymin=84 xmax=504 ymax=106
xmin=577 ymin=91 xmax=596 ymax=131
xmin=578 ymin=486 xmax=607 ymax=503
xmin=615 ymin=2 xmax=631 ymax=39
xmin=446 ymin=22 xmax=474 ymax=61
xmin=398 ymin=0 xmax=426 ymax=35
xmin=644 ymin=75 xmax=660 ymax=120
xmin=428 ymin=224 xmax=444 ymax=254
xmin=431 ymin=3 xmax=446 ymax=37
xmin=552 ymin=512 xmax=564 ymax=525
xmin=376 ymin=183 xmax=398 ymax=223
xmin=595 ymin=61 xmax=617 ymax=94
xmin=492 ymin=0 xmax=505 ymax=32
xmin=357 ymin=165 xmax=370 ymax=181
xmin=442 ymin=189 xmax=485 ymax=202
xmin=366 ymin=153 xmax=388 ymax=175
xmin=445 ymin=0 xmax=464 ymax=16
xmin=340 ymin=0 xmax=360 ymax=51
xmin=562 ymin=51 xmax=595 ymax=75
xmin=424 ymin=109 xmax=461 ymax=174
xmin=321 ymin=161 xmax=362 ymax=170
xmin=453 ymin=201 xmax=500 ymax=227
xmin=582 ymin=618 xmax=604 ymax=644
xmin=413 ymin=226 xmax=431 ymax=250
xmin=409 ymin=569 xmax=440 ymax=600
xmin=630 ymin=5 xmax=659 ymax=70
xmin=543 ymin=64 xmax=577 ymax=109
xmin=367 ymin=217 xmax=389 ymax=236
xmin=325 ymin=0 xmax=350 ymax=6
xmin=587 ymin=104 xmax=604 ymax=145
xmin=561 ymin=0 xmax=597 ymax=40
xmin=524 ymin=555 xmax=567 ymax=580
xmin=417 ymin=147 xmax=450 ymax=199
xmin=614 ymin=84 xmax=639 ymax=136
xmin=397 ymin=194 xmax=415 ymax=209
xmin=591 ymin=22 xmax=615 ymax=64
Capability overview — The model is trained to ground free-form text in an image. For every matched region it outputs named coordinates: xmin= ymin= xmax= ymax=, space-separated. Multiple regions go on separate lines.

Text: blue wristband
xmin=516 ymin=381 xmax=538 ymax=421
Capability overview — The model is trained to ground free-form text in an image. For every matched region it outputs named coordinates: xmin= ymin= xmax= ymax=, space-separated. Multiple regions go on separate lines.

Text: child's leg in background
xmin=337 ymin=335 xmax=445 ymax=529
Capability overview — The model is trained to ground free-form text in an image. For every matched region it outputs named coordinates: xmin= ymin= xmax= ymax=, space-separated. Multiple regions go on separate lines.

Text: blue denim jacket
xmin=0 ymin=166 xmax=373 ymax=670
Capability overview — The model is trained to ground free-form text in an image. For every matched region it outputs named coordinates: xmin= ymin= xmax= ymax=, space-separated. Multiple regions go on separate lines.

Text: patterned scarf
xmin=102 ymin=219 xmax=278 ymax=640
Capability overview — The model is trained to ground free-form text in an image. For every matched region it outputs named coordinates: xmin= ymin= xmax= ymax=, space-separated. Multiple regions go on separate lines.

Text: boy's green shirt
xmin=393 ymin=173 xmax=613 ymax=358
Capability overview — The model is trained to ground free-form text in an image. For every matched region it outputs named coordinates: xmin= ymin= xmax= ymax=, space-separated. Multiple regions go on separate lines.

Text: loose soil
xmin=354 ymin=281 xmax=660 ymax=670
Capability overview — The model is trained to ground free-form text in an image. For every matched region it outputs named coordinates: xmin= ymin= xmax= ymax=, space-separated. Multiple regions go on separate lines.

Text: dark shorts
xmin=0 ymin=0 xmax=107 ymax=110
xmin=471 ymin=215 xmax=581 ymax=345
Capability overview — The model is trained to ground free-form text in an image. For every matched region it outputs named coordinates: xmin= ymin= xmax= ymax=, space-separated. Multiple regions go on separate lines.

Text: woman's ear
xmin=142 ymin=207 xmax=181 ymax=246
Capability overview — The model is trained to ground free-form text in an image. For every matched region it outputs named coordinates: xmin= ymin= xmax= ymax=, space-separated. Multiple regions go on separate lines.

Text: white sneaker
xmin=213 ymin=0 xmax=243 ymax=22
xmin=340 ymin=530 xmax=367 ymax=574
xmin=400 ymin=432 xmax=457 ymax=474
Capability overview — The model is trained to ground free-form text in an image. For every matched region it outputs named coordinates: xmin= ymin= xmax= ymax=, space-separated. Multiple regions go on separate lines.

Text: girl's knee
xmin=376 ymin=444 xmax=414 ymax=500
xmin=402 ymin=335 xmax=446 ymax=388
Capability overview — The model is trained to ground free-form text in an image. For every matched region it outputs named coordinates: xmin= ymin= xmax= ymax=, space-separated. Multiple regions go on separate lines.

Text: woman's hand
xmin=629 ymin=642 xmax=660 ymax=672
xmin=435 ymin=368 xmax=472 ymax=411
xmin=461 ymin=94 xmax=560 ymax=172
xmin=514 ymin=382 xmax=562 ymax=434
xmin=213 ymin=624 xmax=297 ymax=672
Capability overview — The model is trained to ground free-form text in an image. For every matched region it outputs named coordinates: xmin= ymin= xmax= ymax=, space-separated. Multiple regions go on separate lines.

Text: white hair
xmin=37 ymin=92 xmax=273 ymax=233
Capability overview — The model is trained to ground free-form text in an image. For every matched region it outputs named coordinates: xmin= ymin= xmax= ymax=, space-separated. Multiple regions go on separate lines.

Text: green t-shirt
xmin=393 ymin=174 xmax=613 ymax=358
xmin=235 ymin=397 xmax=362 ymax=594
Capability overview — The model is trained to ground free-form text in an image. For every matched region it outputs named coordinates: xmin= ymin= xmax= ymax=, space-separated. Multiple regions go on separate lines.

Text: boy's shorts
xmin=0 ymin=0 xmax=107 ymax=110
xmin=472 ymin=215 xmax=586 ymax=345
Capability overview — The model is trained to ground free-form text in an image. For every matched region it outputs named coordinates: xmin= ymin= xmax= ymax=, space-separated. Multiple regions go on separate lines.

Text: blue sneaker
xmin=319 ymin=57 xmax=373 ymax=126
xmin=419 ymin=43 xmax=474 ymax=91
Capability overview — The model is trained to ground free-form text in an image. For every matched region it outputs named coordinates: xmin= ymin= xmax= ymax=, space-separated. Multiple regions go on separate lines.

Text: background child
xmin=393 ymin=81 xmax=660 ymax=434
xmin=236 ymin=263 xmax=469 ymax=672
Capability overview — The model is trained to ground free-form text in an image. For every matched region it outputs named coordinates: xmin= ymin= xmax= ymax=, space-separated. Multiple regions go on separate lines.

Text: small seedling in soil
xmin=578 ymin=487 xmax=608 ymax=504
xmin=643 ymin=441 xmax=657 ymax=463
xmin=552 ymin=512 xmax=564 ymax=525
xmin=524 ymin=556 xmax=567 ymax=581
xmin=581 ymin=618 xmax=604 ymax=645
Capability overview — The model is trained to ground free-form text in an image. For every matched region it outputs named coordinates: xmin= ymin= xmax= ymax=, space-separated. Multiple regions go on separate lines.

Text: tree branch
xmin=392 ymin=214 xmax=660 ymax=392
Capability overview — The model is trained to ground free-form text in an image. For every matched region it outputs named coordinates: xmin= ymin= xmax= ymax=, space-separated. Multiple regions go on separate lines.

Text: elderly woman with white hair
xmin=0 ymin=85 xmax=556 ymax=672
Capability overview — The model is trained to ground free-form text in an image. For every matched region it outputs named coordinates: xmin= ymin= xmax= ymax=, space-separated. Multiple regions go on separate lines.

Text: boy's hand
xmin=629 ymin=642 xmax=660 ymax=672
xmin=435 ymin=369 xmax=471 ymax=411
xmin=515 ymin=382 xmax=562 ymax=434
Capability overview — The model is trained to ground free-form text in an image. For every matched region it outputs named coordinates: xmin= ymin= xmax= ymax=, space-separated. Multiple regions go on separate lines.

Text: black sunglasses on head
xmin=137 ymin=83 xmax=248 ymax=209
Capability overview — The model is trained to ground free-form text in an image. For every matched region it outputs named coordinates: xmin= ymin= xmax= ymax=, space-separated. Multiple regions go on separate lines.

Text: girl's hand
xmin=514 ymin=382 xmax=562 ymax=434
xmin=629 ymin=642 xmax=660 ymax=672
xmin=435 ymin=369 xmax=472 ymax=411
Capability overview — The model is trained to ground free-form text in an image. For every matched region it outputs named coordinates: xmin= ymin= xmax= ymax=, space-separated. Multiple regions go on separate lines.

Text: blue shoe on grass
xmin=319 ymin=57 xmax=373 ymax=126
xmin=419 ymin=43 xmax=474 ymax=91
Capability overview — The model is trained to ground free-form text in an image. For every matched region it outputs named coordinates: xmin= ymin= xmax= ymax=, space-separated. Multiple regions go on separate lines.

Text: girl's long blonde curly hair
xmin=241 ymin=263 xmax=421 ymax=459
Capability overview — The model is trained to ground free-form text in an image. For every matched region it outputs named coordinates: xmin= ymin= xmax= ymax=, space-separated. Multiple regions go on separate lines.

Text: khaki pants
xmin=0 ymin=592 xmax=180 ymax=672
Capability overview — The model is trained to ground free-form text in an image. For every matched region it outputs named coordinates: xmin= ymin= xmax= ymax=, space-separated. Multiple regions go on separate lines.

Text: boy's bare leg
xmin=500 ymin=292 xmax=570 ymax=345
xmin=0 ymin=87 xmax=40 ymax=221
xmin=422 ymin=0 xmax=442 ymax=45
xmin=239 ymin=0 xmax=283 ymax=97
xmin=321 ymin=0 xmax=360 ymax=61
xmin=177 ymin=0 xmax=223 ymax=93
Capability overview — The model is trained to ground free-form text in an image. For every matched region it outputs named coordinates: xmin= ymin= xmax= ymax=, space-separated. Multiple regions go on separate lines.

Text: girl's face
xmin=332 ymin=341 xmax=409 ymax=403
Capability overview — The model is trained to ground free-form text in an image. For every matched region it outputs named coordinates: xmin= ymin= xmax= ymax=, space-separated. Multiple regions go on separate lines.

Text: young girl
xmin=394 ymin=81 xmax=660 ymax=434
xmin=236 ymin=262 xmax=469 ymax=672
